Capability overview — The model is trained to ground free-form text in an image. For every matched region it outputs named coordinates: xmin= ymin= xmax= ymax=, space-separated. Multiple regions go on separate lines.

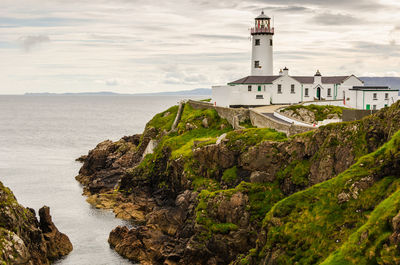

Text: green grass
xmin=222 ymin=166 xmax=238 ymax=184
xmin=225 ymin=128 xmax=287 ymax=152
xmin=254 ymin=129 xmax=400 ymax=264
xmin=146 ymin=105 xmax=179 ymax=132
xmin=195 ymin=181 xmax=284 ymax=239
xmin=276 ymin=159 xmax=311 ymax=187
xmin=321 ymin=189 xmax=400 ymax=265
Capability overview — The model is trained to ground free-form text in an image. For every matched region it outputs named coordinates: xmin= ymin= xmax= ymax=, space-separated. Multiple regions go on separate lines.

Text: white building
xmin=212 ymin=12 xmax=398 ymax=109
xmin=346 ymin=86 xmax=399 ymax=110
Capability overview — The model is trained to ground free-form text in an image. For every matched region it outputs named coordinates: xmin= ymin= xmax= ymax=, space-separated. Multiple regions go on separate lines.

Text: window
xmin=254 ymin=61 xmax=260 ymax=68
xmin=385 ymin=93 xmax=389 ymax=99
xmin=373 ymin=105 xmax=377 ymax=110
xmin=291 ymin=84 xmax=295 ymax=94
xmin=256 ymin=95 xmax=264 ymax=99
xmin=270 ymin=39 xmax=273 ymax=46
xmin=305 ymin=88 xmax=309 ymax=97
xmin=258 ymin=85 xmax=262 ymax=92
xmin=248 ymin=85 xmax=252 ymax=92
xmin=327 ymin=88 xmax=331 ymax=97
xmin=373 ymin=93 xmax=377 ymax=100
xmin=255 ymin=39 xmax=260 ymax=46
xmin=277 ymin=84 xmax=282 ymax=94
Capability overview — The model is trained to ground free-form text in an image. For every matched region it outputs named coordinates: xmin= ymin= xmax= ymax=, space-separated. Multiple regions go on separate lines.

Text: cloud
xmin=191 ymin=34 xmax=247 ymax=40
xmin=94 ymin=78 xmax=127 ymax=86
xmin=19 ymin=35 xmax=50 ymax=51
xmin=310 ymin=12 xmax=365 ymax=25
xmin=163 ymin=66 xmax=210 ymax=85
xmin=269 ymin=5 xmax=312 ymax=13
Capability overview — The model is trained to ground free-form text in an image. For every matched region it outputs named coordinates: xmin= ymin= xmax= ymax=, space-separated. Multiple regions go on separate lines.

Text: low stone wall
xmin=249 ymin=110 xmax=289 ymax=134
xmin=342 ymin=109 xmax=378 ymax=122
xmin=188 ymin=100 xmax=314 ymax=136
xmin=188 ymin=100 xmax=249 ymax=129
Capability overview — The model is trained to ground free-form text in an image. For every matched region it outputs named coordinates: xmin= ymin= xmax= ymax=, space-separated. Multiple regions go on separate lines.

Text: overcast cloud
xmin=0 ymin=0 xmax=399 ymax=94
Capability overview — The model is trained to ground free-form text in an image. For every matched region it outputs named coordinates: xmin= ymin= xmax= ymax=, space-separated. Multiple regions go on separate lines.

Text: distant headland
xmin=23 ymin=88 xmax=212 ymax=96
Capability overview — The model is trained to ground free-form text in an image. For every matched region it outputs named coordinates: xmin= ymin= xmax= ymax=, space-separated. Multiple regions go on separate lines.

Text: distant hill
xmin=360 ymin=77 xmax=400 ymax=88
xmin=24 ymin=88 xmax=212 ymax=96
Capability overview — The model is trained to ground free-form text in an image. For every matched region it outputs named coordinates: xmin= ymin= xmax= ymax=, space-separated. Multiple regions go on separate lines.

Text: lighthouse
xmin=251 ymin=11 xmax=274 ymax=76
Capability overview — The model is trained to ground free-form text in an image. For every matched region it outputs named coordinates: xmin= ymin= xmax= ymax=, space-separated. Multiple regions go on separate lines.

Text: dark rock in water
xmin=0 ymin=181 xmax=73 ymax=264
xmin=39 ymin=206 xmax=73 ymax=259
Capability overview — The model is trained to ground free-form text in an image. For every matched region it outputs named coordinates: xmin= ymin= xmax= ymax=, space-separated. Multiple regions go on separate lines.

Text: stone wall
xmin=342 ymin=109 xmax=378 ymax=122
xmin=188 ymin=100 xmax=314 ymax=136
xmin=188 ymin=100 xmax=249 ymax=129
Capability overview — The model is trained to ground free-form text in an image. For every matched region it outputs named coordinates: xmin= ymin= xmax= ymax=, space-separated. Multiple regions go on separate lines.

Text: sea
xmin=0 ymin=95 xmax=207 ymax=265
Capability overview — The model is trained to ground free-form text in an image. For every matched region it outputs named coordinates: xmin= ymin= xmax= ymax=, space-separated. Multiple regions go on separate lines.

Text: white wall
xmin=346 ymin=90 xmax=398 ymax=110
xmin=212 ymin=85 xmax=231 ymax=107
xmin=271 ymin=75 xmax=302 ymax=104
xmin=251 ymin=34 xmax=273 ymax=76
xmin=212 ymin=85 xmax=271 ymax=107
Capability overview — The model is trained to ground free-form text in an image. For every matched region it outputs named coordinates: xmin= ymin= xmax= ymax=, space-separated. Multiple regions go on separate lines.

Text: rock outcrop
xmin=76 ymin=101 xmax=400 ymax=264
xmin=0 ymin=181 xmax=72 ymax=264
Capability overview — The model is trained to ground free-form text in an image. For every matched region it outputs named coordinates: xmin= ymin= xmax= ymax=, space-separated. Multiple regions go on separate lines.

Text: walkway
xmin=262 ymin=113 xmax=292 ymax=125
xmin=251 ymin=105 xmax=288 ymax=114
xmin=251 ymin=105 xmax=292 ymax=125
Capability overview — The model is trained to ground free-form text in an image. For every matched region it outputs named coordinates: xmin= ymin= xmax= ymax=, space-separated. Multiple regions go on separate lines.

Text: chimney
xmin=314 ymin=69 xmax=322 ymax=84
xmin=283 ymin=67 xmax=289 ymax=76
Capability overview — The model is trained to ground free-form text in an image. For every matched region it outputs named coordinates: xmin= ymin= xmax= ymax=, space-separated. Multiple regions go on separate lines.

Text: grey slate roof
xmin=229 ymin=76 xmax=280 ymax=84
xmin=350 ymin=86 xmax=398 ymax=91
xmin=292 ymin=76 xmax=350 ymax=84
xmin=229 ymin=75 xmax=352 ymax=85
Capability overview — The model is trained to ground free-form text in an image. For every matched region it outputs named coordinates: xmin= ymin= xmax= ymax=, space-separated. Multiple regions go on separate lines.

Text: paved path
xmin=262 ymin=113 xmax=292 ymax=125
xmin=251 ymin=105 xmax=288 ymax=114
xmin=251 ymin=105 xmax=293 ymax=125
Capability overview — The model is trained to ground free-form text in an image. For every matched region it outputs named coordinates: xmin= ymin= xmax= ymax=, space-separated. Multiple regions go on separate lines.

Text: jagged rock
xmin=77 ymin=101 xmax=400 ymax=264
xmin=337 ymin=192 xmax=351 ymax=204
xmin=113 ymin=203 xmax=146 ymax=222
xmin=39 ymin=206 xmax=73 ymax=259
xmin=250 ymin=171 xmax=274 ymax=183
xmin=0 ymin=182 xmax=72 ymax=264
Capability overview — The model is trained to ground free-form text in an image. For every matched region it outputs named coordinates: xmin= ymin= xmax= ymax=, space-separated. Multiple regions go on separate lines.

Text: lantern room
xmin=251 ymin=11 xmax=274 ymax=35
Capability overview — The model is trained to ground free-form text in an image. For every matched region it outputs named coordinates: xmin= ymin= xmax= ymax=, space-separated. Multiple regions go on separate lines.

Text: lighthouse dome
xmin=256 ymin=11 xmax=270 ymax=20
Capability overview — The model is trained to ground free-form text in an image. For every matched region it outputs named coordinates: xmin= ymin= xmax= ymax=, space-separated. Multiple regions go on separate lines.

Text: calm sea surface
xmin=0 ymin=95 xmax=207 ymax=265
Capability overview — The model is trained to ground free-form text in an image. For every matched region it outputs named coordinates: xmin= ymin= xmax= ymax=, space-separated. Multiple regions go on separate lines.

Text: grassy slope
xmin=253 ymin=130 xmax=400 ymax=264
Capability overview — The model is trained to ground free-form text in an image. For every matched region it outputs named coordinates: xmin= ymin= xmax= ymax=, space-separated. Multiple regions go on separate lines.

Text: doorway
xmin=316 ymin=87 xmax=321 ymax=100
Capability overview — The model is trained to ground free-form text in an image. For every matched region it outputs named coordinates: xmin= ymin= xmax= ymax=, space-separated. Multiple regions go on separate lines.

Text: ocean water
xmin=0 ymin=95 xmax=207 ymax=265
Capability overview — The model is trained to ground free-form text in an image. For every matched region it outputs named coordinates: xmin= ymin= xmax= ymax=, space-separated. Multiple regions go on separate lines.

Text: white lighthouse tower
xmin=251 ymin=11 xmax=274 ymax=76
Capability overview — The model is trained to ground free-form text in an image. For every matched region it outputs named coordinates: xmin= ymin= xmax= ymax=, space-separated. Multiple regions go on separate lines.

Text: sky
xmin=1 ymin=0 xmax=400 ymax=94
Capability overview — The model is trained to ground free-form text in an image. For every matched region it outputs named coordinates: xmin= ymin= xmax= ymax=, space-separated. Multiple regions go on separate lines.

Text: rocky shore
xmin=0 ymin=181 xmax=72 ymax=264
xmin=76 ymin=101 xmax=400 ymax=264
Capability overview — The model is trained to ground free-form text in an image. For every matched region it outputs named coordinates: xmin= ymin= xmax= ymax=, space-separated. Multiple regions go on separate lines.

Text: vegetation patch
xmin=255 ymin=130 xmax=400 ymax=264
xmin=276 ymin=159 xmax=311 ymax=187
xmin=226 ymin=128 xmax=287 ymax=152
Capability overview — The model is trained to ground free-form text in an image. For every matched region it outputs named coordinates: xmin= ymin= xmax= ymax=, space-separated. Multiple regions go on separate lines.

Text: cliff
xmin=76 ymin=101 xmax=400 ymax=264
xmin=0 ymin=181 xmax=72 ymax=264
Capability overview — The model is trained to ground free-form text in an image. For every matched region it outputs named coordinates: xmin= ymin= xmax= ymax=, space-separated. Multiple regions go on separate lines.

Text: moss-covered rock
xmin=0 ymin=182 xmax=72 ymax=264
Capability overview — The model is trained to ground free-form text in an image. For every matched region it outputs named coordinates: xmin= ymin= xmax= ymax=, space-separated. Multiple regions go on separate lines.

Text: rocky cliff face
xmin=76 ymin=101 xmax=400 ymax=264
xmin=0 ymin=182 xmax=72 ymax=264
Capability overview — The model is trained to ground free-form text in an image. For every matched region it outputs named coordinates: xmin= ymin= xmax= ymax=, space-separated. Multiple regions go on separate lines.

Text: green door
xmin=258 ymin=85 xmax=261 ymax=92
xmin=316 ymin=87 xmax=321 ymax=100
xmin=366 ymin=104 xmax=370 ymax=110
